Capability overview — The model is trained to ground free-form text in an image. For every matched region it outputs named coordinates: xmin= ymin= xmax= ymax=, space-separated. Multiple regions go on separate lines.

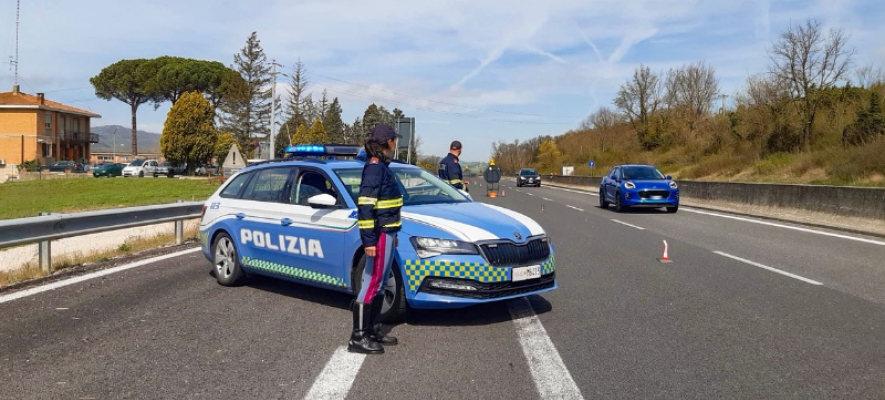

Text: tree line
xmin=493 ymin=20 xmax=885 ymax=182
xmin=91 ymin=32 xmax=417 ymax=172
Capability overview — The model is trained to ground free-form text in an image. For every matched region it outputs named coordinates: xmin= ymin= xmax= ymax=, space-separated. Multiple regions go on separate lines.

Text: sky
xmin=1 ymin=0 xmax=884 ymax=161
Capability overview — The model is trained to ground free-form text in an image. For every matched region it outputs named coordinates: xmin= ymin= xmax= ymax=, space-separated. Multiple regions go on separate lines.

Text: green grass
xmin=0 ymin=177 xmax=222 ymax=220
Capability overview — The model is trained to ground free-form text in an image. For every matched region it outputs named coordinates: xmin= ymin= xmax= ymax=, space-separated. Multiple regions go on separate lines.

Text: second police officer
xmin=438 ymin=140 xmax=465 ymax=191
xmin=349 ymin=123 xmax=403 ymax=355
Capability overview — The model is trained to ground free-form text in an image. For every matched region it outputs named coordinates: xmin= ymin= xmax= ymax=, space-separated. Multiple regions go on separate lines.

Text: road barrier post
xmin=175 ymin=200 xmax=184 ymax=245
xmin=38 ymin=212 xmax=52 ymax=273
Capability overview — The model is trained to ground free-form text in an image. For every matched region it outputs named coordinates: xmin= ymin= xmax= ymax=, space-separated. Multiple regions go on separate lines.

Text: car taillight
xmin=200 ymin=205 xmax=207 ymax=219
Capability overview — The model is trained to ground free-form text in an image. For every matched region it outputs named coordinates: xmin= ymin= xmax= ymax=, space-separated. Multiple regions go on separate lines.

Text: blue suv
xmin=599 ymin=164 xmax=679 ymax=213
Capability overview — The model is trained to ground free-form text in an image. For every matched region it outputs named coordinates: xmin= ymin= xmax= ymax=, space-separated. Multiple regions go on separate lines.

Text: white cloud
xmin=1 ymin=0 xmax=883 ymax=158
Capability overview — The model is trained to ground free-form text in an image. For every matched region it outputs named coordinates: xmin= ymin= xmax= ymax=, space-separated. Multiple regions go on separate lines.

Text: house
xmin=0 ymin=85 xmax=102 ymax=166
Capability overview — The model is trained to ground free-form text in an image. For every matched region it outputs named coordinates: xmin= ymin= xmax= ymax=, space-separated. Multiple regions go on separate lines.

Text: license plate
xmin=512 ymin=265 xmax=542 ymax=281
xmin=650 ymin=196 xmax=663 ymax=200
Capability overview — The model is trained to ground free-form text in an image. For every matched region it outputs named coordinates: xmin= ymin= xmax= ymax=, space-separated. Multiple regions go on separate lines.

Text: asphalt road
xmin=2 ymin=181 xmax=885 ymax=399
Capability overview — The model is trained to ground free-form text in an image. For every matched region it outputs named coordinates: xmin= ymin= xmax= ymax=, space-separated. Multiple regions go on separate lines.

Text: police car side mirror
xmin=307 ymin=194 xmax=339 ymax=209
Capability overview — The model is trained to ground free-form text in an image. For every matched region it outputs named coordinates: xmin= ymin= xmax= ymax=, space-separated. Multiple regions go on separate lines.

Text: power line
xmin=305 ymin=71 xmax=584 ymax=119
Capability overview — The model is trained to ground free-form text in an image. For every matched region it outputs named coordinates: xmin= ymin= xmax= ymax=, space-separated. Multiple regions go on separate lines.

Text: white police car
xmin=199 ymin=144 xmax=557 ymax=322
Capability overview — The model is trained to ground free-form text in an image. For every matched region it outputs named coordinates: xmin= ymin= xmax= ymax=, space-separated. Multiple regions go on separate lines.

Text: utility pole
xmin=269 ymin=60 xmax=282 ymax=160
xmin=12 ymin=0 xmax=20 ymax=86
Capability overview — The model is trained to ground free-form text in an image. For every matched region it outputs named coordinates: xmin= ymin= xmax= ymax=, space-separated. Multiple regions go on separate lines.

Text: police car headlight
xmin=624 ymin=181 xmax=636 ymax=189
xmin=411 ymin=237 xmax=479 ymax=258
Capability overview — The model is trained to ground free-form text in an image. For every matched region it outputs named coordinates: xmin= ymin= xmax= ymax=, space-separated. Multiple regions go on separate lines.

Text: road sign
xmin=588 ymin=161 xmax=595 ymax=167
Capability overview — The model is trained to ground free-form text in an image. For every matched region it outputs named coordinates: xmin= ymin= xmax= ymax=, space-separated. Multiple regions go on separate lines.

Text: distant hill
xmin=91 ymin=125 xmax=161 ymax=154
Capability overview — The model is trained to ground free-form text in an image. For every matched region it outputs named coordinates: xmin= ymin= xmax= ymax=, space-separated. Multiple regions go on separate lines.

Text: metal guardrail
xmin=0 ymin=201 xmax=204 ymax=273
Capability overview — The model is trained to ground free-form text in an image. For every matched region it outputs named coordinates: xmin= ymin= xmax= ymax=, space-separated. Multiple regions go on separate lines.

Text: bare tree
xmin=768 ymin=19 xmax=855 ymax=149
xmin=664 ymin=61 xmax=720 ymax=118
xmin=855 ymin=64 xmax=885 ymax=88
xmin=583 ymin=107 xmax=624 ymax=152
xmin=614 ymin=64 xmax=663 ymax=149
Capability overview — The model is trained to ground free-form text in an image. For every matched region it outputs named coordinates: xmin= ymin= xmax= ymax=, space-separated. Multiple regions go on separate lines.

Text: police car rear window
xmin=220 ymin=172 xmax=252 ymax=198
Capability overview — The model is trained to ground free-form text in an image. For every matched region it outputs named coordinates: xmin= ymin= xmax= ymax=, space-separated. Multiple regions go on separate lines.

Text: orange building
xmin=0 ymin=85 xmax=102 ymax=166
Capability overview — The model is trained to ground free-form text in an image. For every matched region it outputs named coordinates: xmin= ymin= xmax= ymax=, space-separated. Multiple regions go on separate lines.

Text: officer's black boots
xmin=370 ymin=295 xmax=398 ymax=345
xmin=348 ymin=302 xmax=383 ymax=354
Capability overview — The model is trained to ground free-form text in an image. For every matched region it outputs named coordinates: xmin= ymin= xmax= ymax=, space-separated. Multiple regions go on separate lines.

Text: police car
xmin=199 ymin=144 xmax=557 ymax=322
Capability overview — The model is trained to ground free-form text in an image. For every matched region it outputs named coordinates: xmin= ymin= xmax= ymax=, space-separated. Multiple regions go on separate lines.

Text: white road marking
xmin=566 ymin=205 xmax=585 ymax=212
xmin=610 ymin=219 xmax=646 ymax=230
xmin=526 ymin=193 xmax=535 ymax=196
xmin=508 ymin=298 xmax=584 ymax=400
xmin=541 ymin=197 xmax=553 ymax=202
xmin=304 ymin=346 xmax=366 ymax=400
xmin=0 ymin=248 xmax=201 ymax=304
xmin=545 ymin=185 xmax=599 ymax=196
xmin=714 ymin=251 xmax=823 ymax=286
xmin=682 ymin=208 xmax=885 ymax=246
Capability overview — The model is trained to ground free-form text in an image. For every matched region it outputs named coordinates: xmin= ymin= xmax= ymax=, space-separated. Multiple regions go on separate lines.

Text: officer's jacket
xmin=484 ymin=166 xmax=501 ymax=183
xmin=438 ymin=153 xmax=463 ymax=189
xmin=358 ymin=157 xmax=403 ymax=247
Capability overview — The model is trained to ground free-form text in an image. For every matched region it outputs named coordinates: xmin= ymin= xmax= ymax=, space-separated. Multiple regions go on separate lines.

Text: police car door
xmin=281 ymin=167 xmax=349 ymax=285
xmin=232 ymin=166 xmax=299 ymax=271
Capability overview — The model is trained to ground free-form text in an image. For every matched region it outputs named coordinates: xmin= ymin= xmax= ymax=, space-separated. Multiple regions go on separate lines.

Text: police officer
xmin=350 ymin=123 xmax=403 ymax=355
xmin=438 ymin=140 xmax=464 ymax=190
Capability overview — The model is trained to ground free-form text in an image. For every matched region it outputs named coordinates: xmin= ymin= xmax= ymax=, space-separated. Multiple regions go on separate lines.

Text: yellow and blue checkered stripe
xmin=241 ymin=257 xmax=347 ymax=288
xmin=403 ymin=256 xmax=556 ymax=294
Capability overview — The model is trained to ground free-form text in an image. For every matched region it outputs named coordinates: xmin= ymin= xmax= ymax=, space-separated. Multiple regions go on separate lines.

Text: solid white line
xmin=526 ymin=193 xmax=535 ymax=196
xmin=541 ymin=197 xmax=553 ymax=201
xmin=682 ymin=208 xmax=885 ymax=246
xmin=304 ymin=346 xmax=366 ymax=400
xmin=566 ymin=205 xmax=585 ymax=212
xmin=0 ymin=248 xmax=202 ymax=304
xmin=714 ymin=251 xmax=823 ymax=286
xmin=610 ymin=219 xmax=646 ymax=230
xmin=508 ymin=298 xmax=584 ymax=399
xmin=545 ymin=185 xmax=599 ymax=196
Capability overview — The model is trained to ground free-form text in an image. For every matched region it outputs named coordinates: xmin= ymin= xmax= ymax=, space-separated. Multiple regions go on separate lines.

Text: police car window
xmin=241 ymin=167 xmax=293 ymax=203
xmin=220 ymin=172 xmax=252 ymax=198
xmin=291 ymin=170 xmax=339 ymax=206
xmin=334 ymin=167 xmax=469 ymax=206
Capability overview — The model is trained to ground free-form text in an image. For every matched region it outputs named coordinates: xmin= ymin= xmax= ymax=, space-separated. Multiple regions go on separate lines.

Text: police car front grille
xmin=419 ymin=273 xmax=555 ymax=299
xmin=480 ymin=238 xmax=550 ymax=267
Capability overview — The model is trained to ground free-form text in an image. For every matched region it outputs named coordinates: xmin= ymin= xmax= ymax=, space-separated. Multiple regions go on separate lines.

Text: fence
xmin=0 ymin=201 xmax=204 ymax=273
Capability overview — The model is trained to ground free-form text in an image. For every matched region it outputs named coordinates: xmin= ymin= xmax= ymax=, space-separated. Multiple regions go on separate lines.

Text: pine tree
xmin=285 ymin=60 xmax=309 ymax=133
xmin=307 ymin=118 xmax=329 ymax=143
xmin=324 ymin=97 xmax=345 ymax=143
xmin=218 ymin=31 xmax=272 ymax=158
xmin=161 ymin=91 xmax=218 ymax=175
xmin=292 ymin=123 xmax=310 ymax=145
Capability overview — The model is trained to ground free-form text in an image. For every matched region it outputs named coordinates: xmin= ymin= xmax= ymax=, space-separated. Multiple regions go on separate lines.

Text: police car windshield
xmin=334 ymin=167 xmax=470 ymax=206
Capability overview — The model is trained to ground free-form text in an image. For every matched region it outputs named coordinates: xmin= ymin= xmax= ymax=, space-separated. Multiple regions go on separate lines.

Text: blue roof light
xmin=284 ymin=144 xmax=362 ymax=157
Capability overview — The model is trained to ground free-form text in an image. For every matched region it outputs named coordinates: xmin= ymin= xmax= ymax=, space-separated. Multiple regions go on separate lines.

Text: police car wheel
xmin=213 ymin=233 xmax=245 ymax=286
xmin=353 ymin=254 xmax=407 ymax=324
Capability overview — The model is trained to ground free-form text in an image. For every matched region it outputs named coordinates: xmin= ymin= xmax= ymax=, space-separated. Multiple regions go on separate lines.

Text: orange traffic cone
xmin=659 ymin=240 xmax=672 ymax=263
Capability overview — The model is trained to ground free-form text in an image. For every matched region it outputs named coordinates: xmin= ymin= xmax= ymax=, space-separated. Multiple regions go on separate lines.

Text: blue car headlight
xmin=669 ymin=181 xmax=678 ymax=189
xmin=624 ymin=181 xmax=636 ymax=189
xmin=410 ymin=237 xmax=479 ymax=258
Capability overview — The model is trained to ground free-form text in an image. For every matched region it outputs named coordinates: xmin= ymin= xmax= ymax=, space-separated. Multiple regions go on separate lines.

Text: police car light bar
xmin=284 ymin=144 xmax=362 ymax=157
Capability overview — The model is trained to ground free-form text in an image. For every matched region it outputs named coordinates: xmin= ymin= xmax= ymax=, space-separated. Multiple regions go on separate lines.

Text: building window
xmin=74 ymin=118 xmax=81 ymax=133
xmin=45 ymin=114 xmax=51 ymax=133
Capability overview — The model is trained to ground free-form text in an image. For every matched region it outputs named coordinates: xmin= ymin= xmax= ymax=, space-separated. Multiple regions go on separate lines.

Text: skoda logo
xmin=513 ymin=232 xmax=522 ymax=240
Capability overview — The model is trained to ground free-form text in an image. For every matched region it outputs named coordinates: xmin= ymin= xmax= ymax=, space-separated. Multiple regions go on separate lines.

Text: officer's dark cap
xmin=371 ymin=124 xmax=401 ymax=142
xmin=450 ymin=140 xmax=462 ymax=150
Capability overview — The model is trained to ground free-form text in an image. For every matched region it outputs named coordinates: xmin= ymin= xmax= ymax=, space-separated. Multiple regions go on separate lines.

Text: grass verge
xmin=0 ymin=177 xmax=221 ymax=220
xmin=0 ymin=226 xmax=200 ymax=288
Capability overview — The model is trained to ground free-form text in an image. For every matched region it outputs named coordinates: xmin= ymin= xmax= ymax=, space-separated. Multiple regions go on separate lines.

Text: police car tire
xmin=352 ymin=253 xmax=407 ymax=324
xmin=213 ymin=232 xmax=245 ymax=286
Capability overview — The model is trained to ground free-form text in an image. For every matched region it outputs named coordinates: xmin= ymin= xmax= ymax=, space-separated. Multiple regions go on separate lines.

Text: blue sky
xmin=1 ymin=0 xmax=884 ymax=161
